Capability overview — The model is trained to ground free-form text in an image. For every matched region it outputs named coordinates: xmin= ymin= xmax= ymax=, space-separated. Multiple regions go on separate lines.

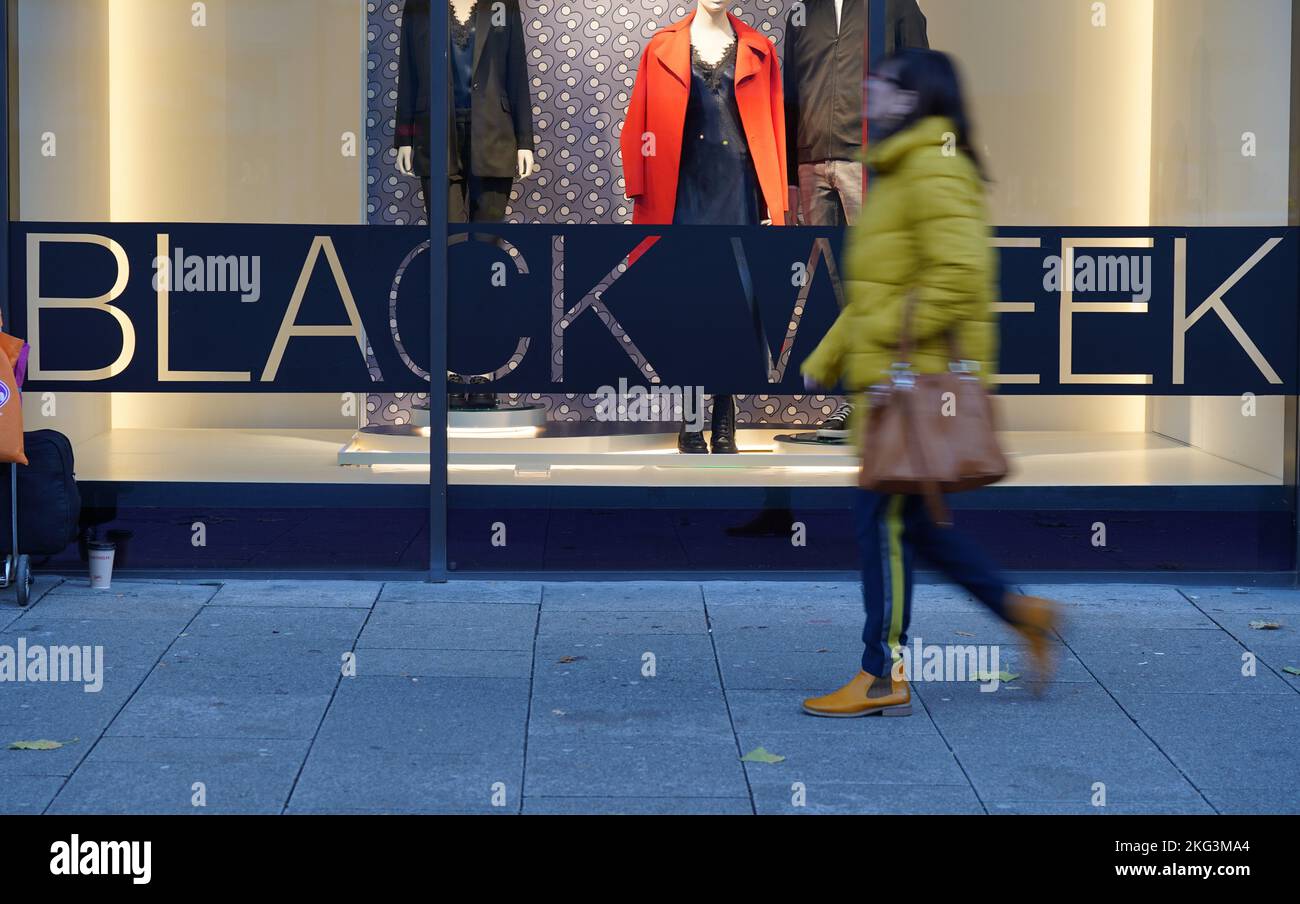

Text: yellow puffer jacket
xmin=801 ymin=115 xmax=998 ymax=404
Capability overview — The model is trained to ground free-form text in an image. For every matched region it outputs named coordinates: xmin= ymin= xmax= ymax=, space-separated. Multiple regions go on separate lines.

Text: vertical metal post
xmin=863 ymin=0 xmax=887 ymax=199
xmin=1290 ymin=0 xmax=1300 ymax=583
xmin=1 ymin=0 xmax=10 ymax=331
xmin=428 ymin=2 xmax=449 ymax=581
xmin=868 ymin=0 xmax=887 ymax=68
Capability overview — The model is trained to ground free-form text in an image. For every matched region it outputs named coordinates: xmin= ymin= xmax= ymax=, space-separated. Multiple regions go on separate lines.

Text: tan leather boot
xmin=802 ymin=670 xmax=912 ymax=718
xmin=1005 ymin=593 xmax=1061 ymax=690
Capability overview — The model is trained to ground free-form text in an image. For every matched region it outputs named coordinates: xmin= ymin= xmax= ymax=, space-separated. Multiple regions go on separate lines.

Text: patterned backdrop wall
xmin=364 ymin=0 xmax=845 ymax=427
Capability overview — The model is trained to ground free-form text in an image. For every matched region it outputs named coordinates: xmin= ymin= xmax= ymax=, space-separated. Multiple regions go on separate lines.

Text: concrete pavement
xmin=2 ymin=577 xmax=1298 ymax=814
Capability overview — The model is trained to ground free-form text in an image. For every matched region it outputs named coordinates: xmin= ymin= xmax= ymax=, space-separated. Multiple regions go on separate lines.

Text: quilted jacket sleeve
xmin=800 ymin=297 xmax=851 ymax=389
xmin=905 ymin=169 xmax=991 ymax=348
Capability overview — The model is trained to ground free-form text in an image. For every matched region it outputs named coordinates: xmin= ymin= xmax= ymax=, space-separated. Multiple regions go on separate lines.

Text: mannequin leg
xmin=802 ymin=160 xmax=863 ymax=438
xmin=832 ymin=159 xmax=865 ymax=226
xmin=447 ymin=121 xmax=473 ymax=409
xmin=457 ymin=175 xmax=513 ymax=409
xmin=469 ymin=176 xmax=512 ymax=222
xmin=797 ymin=161 xmax=844 ymax=228
xmin=677 ymin=386 xmax=708 ymax=454
xmin=710 ymin=394 xmax=738 ymax=455
xmin=448 ymin=179 xmax=469 ymax=224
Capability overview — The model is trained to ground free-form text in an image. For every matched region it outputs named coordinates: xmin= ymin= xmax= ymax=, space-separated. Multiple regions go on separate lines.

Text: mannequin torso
xmin=684 ymin=1 xmax=769 ymax=225
xmin=451 ymin=0 xmax=476 ymax=24
xmin=395 ymin=0 xmax=535 ymax=185
xmin=689 ymin=1 xmax=737 ymax=64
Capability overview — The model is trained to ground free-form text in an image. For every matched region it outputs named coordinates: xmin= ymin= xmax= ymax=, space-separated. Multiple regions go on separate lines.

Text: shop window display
xmin=7 ymin=0 xmax=1298 ymax=575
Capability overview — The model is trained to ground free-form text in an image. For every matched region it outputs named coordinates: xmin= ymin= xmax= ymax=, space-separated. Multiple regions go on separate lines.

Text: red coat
xmin=621 ymin=13 xmax=788 ymax=226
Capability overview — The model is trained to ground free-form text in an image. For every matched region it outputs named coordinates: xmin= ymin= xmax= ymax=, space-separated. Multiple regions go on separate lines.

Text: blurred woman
xmin=800 ymin=49 xmax=1060 ymax=717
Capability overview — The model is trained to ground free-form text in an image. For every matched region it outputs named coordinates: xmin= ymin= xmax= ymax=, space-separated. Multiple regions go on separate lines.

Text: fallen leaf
xmin=816 ymin=648 xmax=830 ymax=654
xmin=955 ymin=631 xmax=975 ymax=638
xmin=974 ymin=671 xmax=1020 ymax=683
xmin=741 ymin=747 xmax=785 ymax=765
xmin=1282 ymin=667 xmax=1300 ymax=677
xmin=557 ymin=655 xmax=584 ymax=664
xmin=1248 ymin=621 xmax=1282 ymax=630
xmin=8 ymin=739 xmax=63 ymax=751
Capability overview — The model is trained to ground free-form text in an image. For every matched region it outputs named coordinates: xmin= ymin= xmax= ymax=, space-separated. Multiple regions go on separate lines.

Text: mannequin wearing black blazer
xmin=394 ymin=0 xmax=537 ymax=222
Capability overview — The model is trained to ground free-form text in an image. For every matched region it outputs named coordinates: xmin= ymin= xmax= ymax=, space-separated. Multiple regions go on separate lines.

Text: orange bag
xmin=0 ymin=332 xmax=21 ymax=370
xmin=0 ymin=347 xmax=26 ymax=465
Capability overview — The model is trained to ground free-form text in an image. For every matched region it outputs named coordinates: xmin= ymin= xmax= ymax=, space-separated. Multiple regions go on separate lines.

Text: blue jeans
xmin=855 ymin=491 xmax=1011 ymax=677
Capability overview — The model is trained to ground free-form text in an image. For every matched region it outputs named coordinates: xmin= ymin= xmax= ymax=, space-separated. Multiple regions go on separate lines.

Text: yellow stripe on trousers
xmin=885 ymin=495 xmax=906 ymax=663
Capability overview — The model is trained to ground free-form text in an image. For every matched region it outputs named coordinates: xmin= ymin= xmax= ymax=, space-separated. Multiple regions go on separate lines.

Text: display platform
xmin=69 ymin=424 xmax=1283 ymax=489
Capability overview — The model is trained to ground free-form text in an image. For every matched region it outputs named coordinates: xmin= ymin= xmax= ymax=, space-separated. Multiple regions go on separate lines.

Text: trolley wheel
xmin=15 ymin=555 xmax=31 ymax=607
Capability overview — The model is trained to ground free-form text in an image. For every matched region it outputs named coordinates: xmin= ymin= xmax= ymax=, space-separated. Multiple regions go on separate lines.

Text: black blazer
xmin=782 ymin=0 xmax=929 ymax=183
xmin=395 ymin=0 xmax=535 ymax=180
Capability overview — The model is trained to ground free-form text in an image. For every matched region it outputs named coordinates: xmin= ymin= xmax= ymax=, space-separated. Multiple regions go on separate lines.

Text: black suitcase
xmin=0 ymin=429 xmax=81 ymax=556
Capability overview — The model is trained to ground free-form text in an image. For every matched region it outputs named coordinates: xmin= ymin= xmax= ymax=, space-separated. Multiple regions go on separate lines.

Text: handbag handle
xmin=896 ymin=293 xmax=971 ymax=376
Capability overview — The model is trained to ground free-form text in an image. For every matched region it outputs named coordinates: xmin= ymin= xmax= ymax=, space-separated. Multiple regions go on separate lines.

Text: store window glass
xmin=424 ymin=0 xmax=1297 ymax=574
xmin=8 ymin=0 xmax=1294 ymax=577
xmin=9 ymin=0 xmax=431 ymax=573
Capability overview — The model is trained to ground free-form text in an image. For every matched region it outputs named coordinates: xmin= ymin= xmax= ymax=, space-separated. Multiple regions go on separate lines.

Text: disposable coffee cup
xmin=87 ymin=541 xmax=116 ymax=590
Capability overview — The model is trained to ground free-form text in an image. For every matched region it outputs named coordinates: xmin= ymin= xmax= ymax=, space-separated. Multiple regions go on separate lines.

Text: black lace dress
xmin=450 ymin=3 xmax=477 ymax=114
xmin=672 ymin=40 xmax=763 ymax=226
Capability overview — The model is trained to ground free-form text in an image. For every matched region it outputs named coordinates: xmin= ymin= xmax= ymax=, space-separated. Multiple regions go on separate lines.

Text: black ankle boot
xmin=465 ymin=375 xmax=498 ymax=409
xmin=710 ymin=395 xmax=738 ymax=454
xmin=677 ymin=427 xmax=708 ymax=454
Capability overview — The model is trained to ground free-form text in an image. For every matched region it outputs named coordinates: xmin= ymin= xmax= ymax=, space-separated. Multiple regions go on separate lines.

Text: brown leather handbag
xmin=859 ymin=299 xmax=1008 ymax=527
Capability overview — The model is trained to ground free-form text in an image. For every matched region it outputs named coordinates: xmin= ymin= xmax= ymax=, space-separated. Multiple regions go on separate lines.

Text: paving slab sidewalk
xmin=1 ymin=578 xmax=1298 ymax=815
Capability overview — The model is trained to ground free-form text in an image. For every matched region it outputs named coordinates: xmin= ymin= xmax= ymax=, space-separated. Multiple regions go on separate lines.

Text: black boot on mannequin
xmin=710 ymin=395 xmax=738 ymax=455
xmin=678 ymin=426 xmax=709 ymax=454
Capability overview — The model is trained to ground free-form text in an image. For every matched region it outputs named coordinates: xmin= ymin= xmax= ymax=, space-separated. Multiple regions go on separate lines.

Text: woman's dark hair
xmin=877 ymin=49 xmax=988 ymax=180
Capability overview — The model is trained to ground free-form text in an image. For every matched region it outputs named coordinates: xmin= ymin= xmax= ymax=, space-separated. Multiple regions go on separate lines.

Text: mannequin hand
xmin=517 ymin=149 xmax=537 ymax=180
xmin=787 ymin=186 xmax=802 ymax=226
xmin=396 ymin=145 xmax=415 ymax=177
xmin=761 ymin=218 xmax=773 ymax=226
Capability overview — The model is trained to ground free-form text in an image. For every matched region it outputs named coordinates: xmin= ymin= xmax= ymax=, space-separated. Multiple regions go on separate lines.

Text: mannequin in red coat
xmin=621 ymin=1 xmax=787 ymax=453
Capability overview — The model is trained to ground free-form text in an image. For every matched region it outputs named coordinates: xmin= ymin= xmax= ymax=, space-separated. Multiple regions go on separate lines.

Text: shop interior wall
xmin=932 ymin=0 xmax=1292 ymax=476
xmin=15 ymin=0 xmax=364 ymax=443
xmin=13 ymin=0 xmax=111 ymax=448
xmin=1145 ymin=0 xmax=1293 ymax=479
xmin=926 ymin=0 xmax=1154 ymax=435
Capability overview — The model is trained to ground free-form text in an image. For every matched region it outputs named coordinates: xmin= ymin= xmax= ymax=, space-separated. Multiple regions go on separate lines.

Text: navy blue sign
xmin=10 ymin=223 xmax=1297 ymax=395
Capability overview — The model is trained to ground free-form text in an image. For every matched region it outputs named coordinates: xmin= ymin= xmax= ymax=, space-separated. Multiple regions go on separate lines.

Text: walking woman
xmin=800 ymin=49 xmax=1060 ymax=717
